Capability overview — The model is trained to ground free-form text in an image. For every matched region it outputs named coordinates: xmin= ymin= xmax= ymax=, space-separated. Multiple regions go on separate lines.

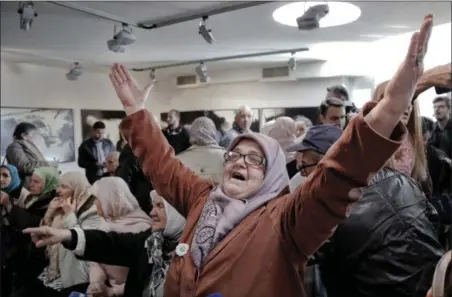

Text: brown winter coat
xmin=120 ymin=101 xmax=406 ymax=297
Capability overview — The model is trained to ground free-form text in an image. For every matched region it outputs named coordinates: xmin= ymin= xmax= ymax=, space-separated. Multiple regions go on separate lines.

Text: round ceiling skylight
xmin=272 ymin=1 xmax=361 ymax=28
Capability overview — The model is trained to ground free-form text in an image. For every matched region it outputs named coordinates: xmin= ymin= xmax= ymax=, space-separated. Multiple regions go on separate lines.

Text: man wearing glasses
xmin=287 ymin=124 xmax=342 ymax=182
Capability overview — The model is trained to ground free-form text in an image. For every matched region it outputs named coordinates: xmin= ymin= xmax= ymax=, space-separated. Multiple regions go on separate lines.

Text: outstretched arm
xmin=111 ymin=64 xmax=213 ymax=217
xmin=278 ymin=15 xmax=433 ymax=258
xmin=23 ymin=226 xmax=148 ymax=268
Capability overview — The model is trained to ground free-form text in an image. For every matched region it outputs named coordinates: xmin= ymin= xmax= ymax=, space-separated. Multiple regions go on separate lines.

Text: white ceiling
xmin=1 ymin=1 xmax=451 ymax=71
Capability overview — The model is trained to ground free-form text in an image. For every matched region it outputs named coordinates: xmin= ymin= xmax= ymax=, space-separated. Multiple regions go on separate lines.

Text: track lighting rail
xmin=132 ymin=47 xmax=309 ymax=71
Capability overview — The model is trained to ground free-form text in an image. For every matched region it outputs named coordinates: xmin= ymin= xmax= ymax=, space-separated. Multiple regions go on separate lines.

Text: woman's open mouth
xmin=231 ymin=172 xmax=246 ymax=181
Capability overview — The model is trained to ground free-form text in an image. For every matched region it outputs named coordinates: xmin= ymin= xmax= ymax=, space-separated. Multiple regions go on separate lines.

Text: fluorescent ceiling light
xmin=272 ymin=1 xmax=361 ymax=28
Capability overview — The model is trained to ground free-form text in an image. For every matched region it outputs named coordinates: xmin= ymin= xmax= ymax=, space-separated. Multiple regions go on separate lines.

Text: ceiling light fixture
xmin=199 ymin=16 xmax=214 ymax=44
xmin=107 ymin=24 xmax=136 ymax=53
xmin=195 ymin=62 xmax=210 ymax=83
xmin=272 ymin=1 xmax=361 ymax=28
xmin=17 ymin=1 xmax=38 ymax=31
xmin=66 ymin=62 xmax=83 ymax=81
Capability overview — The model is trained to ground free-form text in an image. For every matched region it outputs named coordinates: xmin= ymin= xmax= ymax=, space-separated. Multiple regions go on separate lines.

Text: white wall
xmin=153 ymin=75 xmax=354 ymax=111
xmin=1 ymin=61 xmax=167 ymax=172
xmin=2 ymin=61 xmax=359 ymax=172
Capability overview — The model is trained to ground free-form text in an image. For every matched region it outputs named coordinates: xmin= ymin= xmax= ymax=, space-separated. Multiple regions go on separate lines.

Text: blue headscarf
xmin=1 ymin=164 xmax=21 ymax=193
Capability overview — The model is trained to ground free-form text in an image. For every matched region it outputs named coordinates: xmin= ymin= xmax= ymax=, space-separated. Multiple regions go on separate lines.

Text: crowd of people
xmin=1 ymin=15 xmax=451 ymax=297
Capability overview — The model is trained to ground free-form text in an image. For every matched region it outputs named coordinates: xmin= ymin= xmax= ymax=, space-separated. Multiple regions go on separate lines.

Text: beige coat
xmin=176 ymin=144 xmax=226 ymax=184
xmin=120 ymin=101 xmax=406 ymax=297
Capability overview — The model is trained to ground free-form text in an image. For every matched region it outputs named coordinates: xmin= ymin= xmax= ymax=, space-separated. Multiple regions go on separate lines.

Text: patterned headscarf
xmin=191 ymin=133 xmax=289 ymax=268
xmin=189 ymin=117 xmax=218 ymax=146
xmin=1 ymin=164 xmax=21 ymax=193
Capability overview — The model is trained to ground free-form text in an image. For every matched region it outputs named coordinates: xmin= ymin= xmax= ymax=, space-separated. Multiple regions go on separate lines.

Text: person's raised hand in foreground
xmin=109 ymin=63 xmax=154 ymax=116
xmin=367 ymin=14 xmax=433 ymax=138
xmin=23 ymin=226 xmax=72 ymax=248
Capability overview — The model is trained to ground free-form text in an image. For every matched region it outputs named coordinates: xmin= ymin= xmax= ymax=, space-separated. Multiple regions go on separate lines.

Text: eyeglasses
xmin=298 ymin=163 xmax=317 ymax=177
xmin=224 ymin=151 xmax=266 ymax=167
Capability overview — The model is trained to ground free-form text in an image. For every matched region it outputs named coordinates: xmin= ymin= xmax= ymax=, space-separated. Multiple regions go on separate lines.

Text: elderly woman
xmin=25 ymin=189 xmax=185 ymax=297
xmin=263 ymin=116 xmax=299 ymax=178
xmin=24 ymin=15 xmax=433 ymax=297
xmin=27 ymin=172 xmax=101 ymax=296
xmin=176 ymin=117 xmax=226 ymax=183
xmin=87 ymin=177 xmax=152 ymax=297
xmin=1 ymin=166 xmax=59 ymax=295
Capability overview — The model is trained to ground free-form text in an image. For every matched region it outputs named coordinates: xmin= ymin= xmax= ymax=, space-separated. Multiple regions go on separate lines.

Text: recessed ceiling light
xmin=272 ymin=1 xmax=361 ymax=28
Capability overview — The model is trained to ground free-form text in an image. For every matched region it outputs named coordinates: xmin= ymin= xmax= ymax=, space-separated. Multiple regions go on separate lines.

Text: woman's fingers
xmin=418 ymin=15 xmax=433 ymax=54
xmin=23 ymin=227 xmax=46 ymax=235
xmin=111 ymin=63 xmax=124 ymax=85
xmin=35 ymin=237 xmax=58 ymax=248
xmin=119 ymin=64 xmax=131 ymax=83
xmin=109 ymin=73 xmax=120 ymax=89
xmin=406 ymin=32 xmax=421 ymax=64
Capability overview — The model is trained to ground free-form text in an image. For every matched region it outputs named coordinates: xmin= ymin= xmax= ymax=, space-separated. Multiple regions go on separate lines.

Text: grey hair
xmin=234 ymin=105 xmax=253 ymax=117
xmin=294 ymin=115 xmax=313 ymax=130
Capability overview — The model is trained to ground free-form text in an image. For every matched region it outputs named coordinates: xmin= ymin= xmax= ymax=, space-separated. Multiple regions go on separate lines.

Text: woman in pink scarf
xmin=88 ymin=177 xmax=152 ymax=297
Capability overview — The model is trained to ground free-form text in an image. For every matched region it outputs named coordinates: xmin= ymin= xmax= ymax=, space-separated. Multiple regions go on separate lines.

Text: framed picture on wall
xmin=261 ymin=107 xmax=319 ymax=126
xmin=80 ymin=109 xmax=126 ymax=150
xmin=0 ymin=107 xmax=76 ymax=163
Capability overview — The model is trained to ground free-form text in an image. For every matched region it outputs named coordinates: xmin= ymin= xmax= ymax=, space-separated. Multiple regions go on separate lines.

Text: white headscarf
xmin=94 ymin=177 xmax=152 ymax=232
xmin=150 ymin=190 xmax=186 ymax=239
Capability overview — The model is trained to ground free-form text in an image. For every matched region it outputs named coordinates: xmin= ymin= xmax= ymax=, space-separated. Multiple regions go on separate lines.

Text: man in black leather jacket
xmin=316 ymin=168 xmax=444 ymax=297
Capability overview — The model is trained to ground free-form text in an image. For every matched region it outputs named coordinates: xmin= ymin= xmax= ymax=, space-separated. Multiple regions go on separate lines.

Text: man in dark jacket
xmin=115 ymin=144 xmax=153 ymax=214
xmin=162 ymin=110 xmax=190 ymax=155
xmin=288 ymin=124 xmax=444 ymax=297
xmin=78 ymin=121 xmax=115 ymax=184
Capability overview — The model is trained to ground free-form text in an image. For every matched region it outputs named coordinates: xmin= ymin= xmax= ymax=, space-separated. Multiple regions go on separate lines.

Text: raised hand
xmin=23 ymin=226 xmax=72 ymax=248
xmin=385 ymin=15 xmax=433 ymax=107
xmin=109 ymin=63 xmax=154 ymax=116
xmin=61 ymin=197 xmax=76 ymax=215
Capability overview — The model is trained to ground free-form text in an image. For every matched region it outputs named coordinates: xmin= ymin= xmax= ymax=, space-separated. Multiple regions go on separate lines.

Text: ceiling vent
xmin=176 ymin=74 xmax=199 ymax=88
xmin=262 ymin=66 xmax=290 ymax=79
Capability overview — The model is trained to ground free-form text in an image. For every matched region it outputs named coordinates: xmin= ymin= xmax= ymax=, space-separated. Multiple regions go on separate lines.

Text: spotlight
xmin=198 ymin=16 xmax=214 ymax=44
xmin=17 ymin=1 xmax=38 ymax=31
xmin=107 ymin=24 xmax=136 ymax=53
xmin=296 ymin=4 xmax=329 ymax=30
xmin=195 ymin=62 xmax=209 ymax=83
xmin=66 ymin=62 xmax=83 ymax=81
xmin=288 ymin=52 xmax=296 ymax=71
